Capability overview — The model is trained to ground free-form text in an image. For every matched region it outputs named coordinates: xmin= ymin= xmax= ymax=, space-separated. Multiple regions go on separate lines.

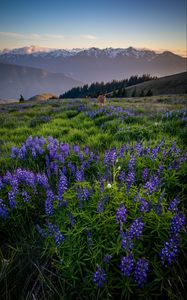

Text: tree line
xmin=60 ymin=74 xmax=156 ymax=98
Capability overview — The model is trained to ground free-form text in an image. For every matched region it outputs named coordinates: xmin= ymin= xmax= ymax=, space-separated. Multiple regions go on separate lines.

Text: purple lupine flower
xmin=0 ymin=198 xmax=9 ymax=219
xmin=31 ymin=148 xmax=37 ymax=158
xmin=76 ymin=187 xmax=90 ymax=208
xmin=57 ymin=174 xmax=68 ymax=203
xmin=139 ymin=198 xmax=150 ymax=213
xmin=116 ymin=204 xmax=127 ymax=225
xmin=128 ymin=155 xmax=135 ymax=170
xmin=129 ymin=218 xmax=144 ymax=240
xmin=73 ymin=145 xmax=80 ymax=154
xmin=126 ymin=171 xmax=135 ymax=191
xmin=80 ymin=160 xmax=87 ymax=171
xmin=93 ymin=265 xmax=107 ymax=288
xmin=160 ymin=236 xmax=179 ymax=266
xmin=18 ymin=144 xmax=27 ymax=160
xmin=144 ymin=175 xmax=160 ymax=194
xmin=142 ymin=168 xmax=149 ymax=182
xmin=121 ymin=231 xmax=134 ymax=251
xmin=8 ymin=190 xmax=17 ymax=209
xmin=82 ymin=187 xmax=90 ymax=201
xmin=119 ymin=145 xmax=127 ymax=158
xmin=135 ymin=142 xmax=143 ymax=157
xmin=98 ymin=176 xmax=104 ymax=192
xmin=45 ymin=190 xmax=55 ymax=216
xmin=103 ymin=254 xmax=112 ymax=265
xmin=3 ymin=171 xmax=13 ymax=185
xmin=79 ymin=153 xmax=84 ymax=161
xmin=134 ymin=258 xmax=149 ymax=288
xmin=68 ymin=162 xmax=75 ymax=174
xmin=170 ymin=213 xmax=185 ymax=234
xmin=60 ymin=143 xmax=70 ymax=156
xmin=150 ymin=146 xmax=160 ymax=160
xmin=45 ymin=154 xmax=50 ymax=168
xmin=68 ymin=212 xmax=75 ymax=226
xmin=16 ymin=169 xmax=36 ymax=188
xmin=118 ymin=170 xmax=126 ymax=182
xmin=22 ymin=190 xmax=30 ymax=202
xmin=97 ymin=200 xmax=104 ymax=213
xmin=83 ymin=146 xmax=89 ymax=155
xmin=11 ymin=175 xmax=19 ymax=193
xmin=54 ymin=228 xmax=65 ymax=246
xmin=50 ymin=162 xmax=58 ymax=175
xmin=36 ymin=173 xmax=49 ymax=189
xmin=58 ymin=154 xmax=65 ymax=164
xmin=104 ymin=149 xmax=117 ymax=166
xmin=75 ymin=169 xmax=84 ymax=182
xmin=168 ymin=197 xmax=180 ymax=212
xmin=88 ymin=151 xmax=95 ymax=164
xmin=11 ymin=146 xmax=19 ymax=159
xmin=119 ymin=254 xmax=134 ymax=277
xmin=46 ymin=222 xmax=65 ymax=246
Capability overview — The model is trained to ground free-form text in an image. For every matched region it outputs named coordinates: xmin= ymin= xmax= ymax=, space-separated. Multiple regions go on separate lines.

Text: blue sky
xmin=0 ymin=0 xmax=186 ymax=55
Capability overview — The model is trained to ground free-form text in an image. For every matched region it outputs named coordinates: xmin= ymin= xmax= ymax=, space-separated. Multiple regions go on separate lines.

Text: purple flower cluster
xmin=57 ymin=174 xmax=68 ymax=204
xmin=139 ymin=198 xmax=150 ymax=213
xmin=119 ymin=254 xmax=134 ymax=277
xmin=170 ymin=213 xmax=185 ymax=234
xmin=104 ymin=149 xmax=117 ymax=166
xmin=126 ymin=171 xmax=135 ymax=192
xmin=129 ymin=218 xmax=144 ymax=240
xmin=93 ymin=265 xmax=107 ymax=288
xmin=121 ymin=230 xmax=134 ymax=252
xmin=75 ymin=169 xmax=84 ymax=182
xmin=76 ymin=187 xmax=90 ymax=208
xmin=11 ymin=136 xmax=46 ymax=160
xmin=21 ymin=190 xmax=30 ymax=203
xmin=134 ymin=258 xmax=149 ymax=287
xmin=116 ymin=204 xmax=127 ymax=225
xmin=142 ymin=168 xmax=149 ymax=182
xmin=160 ymin=236 xmax=179 ymax=266
xmin=144 ymin=175 xmax=160 ymax=194
xmin=45 ymin=190 xmax=55 ymax=216
xmin=0 ymin=198 xmax=9 ymax=219
xmin=168 ymin=197 xmax=180 ymax=212
xmin=47 ymin=222 xmax=65 ymax=246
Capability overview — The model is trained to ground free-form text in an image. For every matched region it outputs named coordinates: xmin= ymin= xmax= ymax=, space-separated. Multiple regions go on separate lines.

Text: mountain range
xmin=0 ymin=46 xmax=186 ymax=99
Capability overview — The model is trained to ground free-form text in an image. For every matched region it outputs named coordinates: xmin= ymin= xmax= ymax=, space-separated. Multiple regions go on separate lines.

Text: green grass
xmin=0 ymin=95 xmax=187 ymax=299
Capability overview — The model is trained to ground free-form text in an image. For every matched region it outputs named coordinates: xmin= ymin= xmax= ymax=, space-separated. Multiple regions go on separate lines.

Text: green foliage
xmin=60 ymin=75 xmax=156 ymax=98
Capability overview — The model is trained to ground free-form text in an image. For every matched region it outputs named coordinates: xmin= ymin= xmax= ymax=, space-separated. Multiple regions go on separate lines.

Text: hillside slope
xmin=0 ymin=62 xmax=82 ymax=99
xmin=125 ymin=72 xmax=187 ymax=96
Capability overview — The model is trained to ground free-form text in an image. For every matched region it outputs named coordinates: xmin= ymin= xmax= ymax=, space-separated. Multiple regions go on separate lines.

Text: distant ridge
xmin=0 ymin=62 xmax=83 ymax=99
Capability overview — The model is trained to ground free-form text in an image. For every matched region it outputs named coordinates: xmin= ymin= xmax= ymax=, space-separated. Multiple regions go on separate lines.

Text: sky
xmin=0 ymin=0 xmax=186 ymax=56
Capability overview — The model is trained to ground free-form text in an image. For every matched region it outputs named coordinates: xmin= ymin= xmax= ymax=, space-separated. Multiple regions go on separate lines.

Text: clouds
xmin=0 ymin=32 xmax=64 ymax=40
xmin=0 ymin=32 xmax=98 ymax=41
xmin=81 ymin=35 xmax=97 ymax=40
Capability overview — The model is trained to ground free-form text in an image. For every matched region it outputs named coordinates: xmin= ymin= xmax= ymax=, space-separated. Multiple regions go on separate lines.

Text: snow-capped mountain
xmin=0 ymin=46 xmax=186 ymax=83
xmin=0 ymin=46 xmax=158 ymax=58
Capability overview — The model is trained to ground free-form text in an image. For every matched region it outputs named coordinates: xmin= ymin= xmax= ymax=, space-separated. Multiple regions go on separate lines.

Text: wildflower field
xmin=0 ymin=95 xmax=187 ymax=300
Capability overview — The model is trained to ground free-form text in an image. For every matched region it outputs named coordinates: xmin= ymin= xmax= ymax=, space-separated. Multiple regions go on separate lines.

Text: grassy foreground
xmin=0 ymin=95 xmax=187 ymax=300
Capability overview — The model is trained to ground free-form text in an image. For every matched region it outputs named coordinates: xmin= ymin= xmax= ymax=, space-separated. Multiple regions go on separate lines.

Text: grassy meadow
xmin=0 ymin=95 xmax=187 ymax=299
